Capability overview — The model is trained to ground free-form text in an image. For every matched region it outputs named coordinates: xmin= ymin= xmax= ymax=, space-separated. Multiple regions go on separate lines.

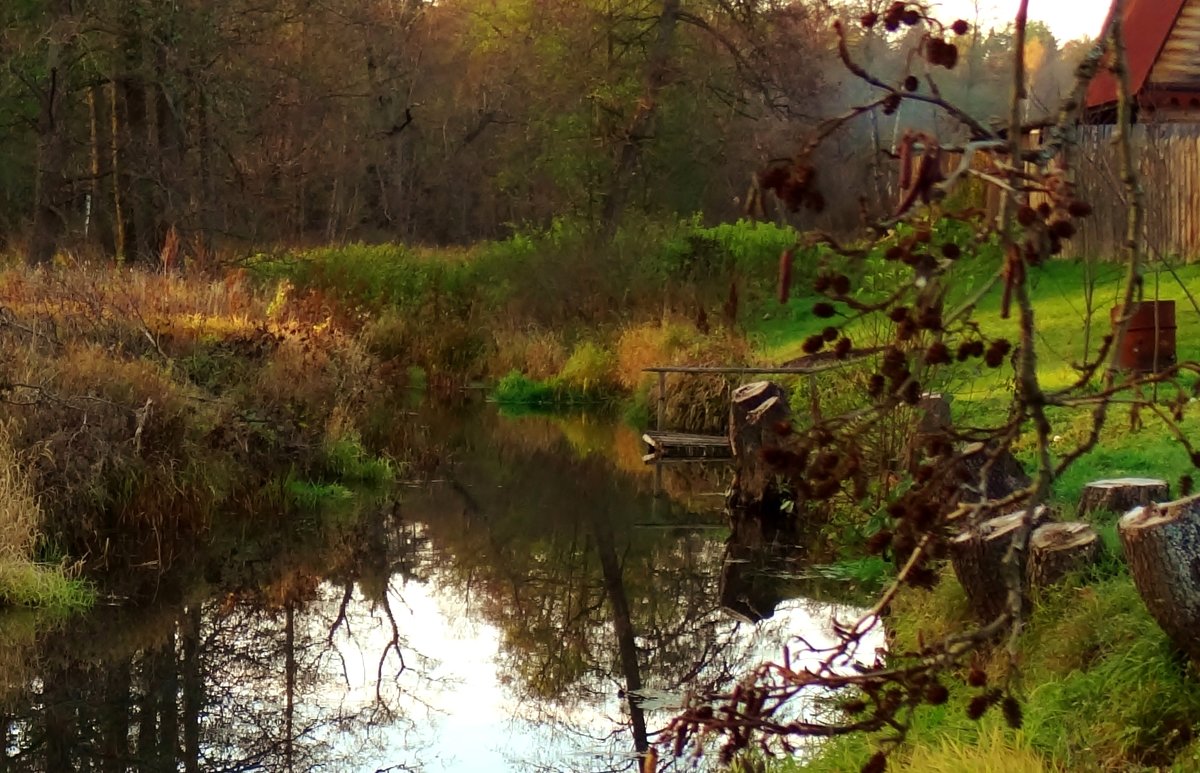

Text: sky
xmin=931 ymin=0 xmax=1112 ymax=42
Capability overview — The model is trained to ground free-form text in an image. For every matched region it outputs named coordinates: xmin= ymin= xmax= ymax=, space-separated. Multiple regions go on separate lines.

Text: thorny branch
xmin=665 ymin=2 xmax=1189 ymax=770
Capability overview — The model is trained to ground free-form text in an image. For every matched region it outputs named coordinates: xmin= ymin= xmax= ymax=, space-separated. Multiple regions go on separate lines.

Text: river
xmin=0 ymin=405 xmax=882 ymax=772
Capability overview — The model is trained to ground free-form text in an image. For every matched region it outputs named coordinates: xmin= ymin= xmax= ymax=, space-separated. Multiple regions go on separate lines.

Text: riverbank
xmin=0 ymin=262 xmax=402 ymax=610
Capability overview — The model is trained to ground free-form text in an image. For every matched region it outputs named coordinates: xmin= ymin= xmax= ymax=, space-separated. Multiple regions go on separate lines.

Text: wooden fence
xmin=1054 ymin=124 xmax=1200 ymax=262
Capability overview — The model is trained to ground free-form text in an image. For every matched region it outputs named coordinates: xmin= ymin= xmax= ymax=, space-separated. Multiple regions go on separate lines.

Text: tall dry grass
xmin=0 ymin=424 xmax=36 ymax=562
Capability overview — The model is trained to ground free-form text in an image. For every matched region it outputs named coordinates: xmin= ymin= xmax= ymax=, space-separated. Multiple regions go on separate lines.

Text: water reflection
xmin=0 ymin=406 xmax=882 ymax=771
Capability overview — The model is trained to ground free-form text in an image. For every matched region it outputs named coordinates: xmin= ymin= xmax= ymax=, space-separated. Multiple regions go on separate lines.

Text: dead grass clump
xmin=0 ymin=424 xmax=37 ymax=561
xmin=490 ymin=328 xmax=568 ymax=381
xmin=654 ymin=331 xmax=752 ymax=434
xmin=615 ymin=321 xmax=703 ymax=391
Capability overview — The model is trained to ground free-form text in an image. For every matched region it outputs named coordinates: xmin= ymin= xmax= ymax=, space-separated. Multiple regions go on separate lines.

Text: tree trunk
xmin=88 ymin=83 xmax=118 ymax=255
xmin=600 ymin=0 xmax=680 ymax=232
xmin=956 ymin=440 xmax=1032 ymax=502
xmin=155 ymin=28 xmax=185 ymax=262
xmin=181 ymin=606 xmax=202 ymax=773
xmin=28 ymin=19 xmax=75 ymax=266
xmin=113 ymin=5 xmax=155 ymax=262
xmin=1079 ymin=478 xmax=1168 ymax=518
xmin=1119 ymin=495 xmax=1200 ymax=661
xmin=903 ymin=392 xmax=952 ymax=470
xmin=1028 ymin=521 xmax=1100 ymax=587
xmin=589 ymin=511 xmax=650 ymax=762
xmin=950 ymin=507 xmax=1050 ymax=621
xmin=728 ymin=381 xmax=790 ymax=510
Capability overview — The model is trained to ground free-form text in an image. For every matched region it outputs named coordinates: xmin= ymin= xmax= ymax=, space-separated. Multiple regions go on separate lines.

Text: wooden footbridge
xmin=640 ymin=364 xmax=841 ymax=464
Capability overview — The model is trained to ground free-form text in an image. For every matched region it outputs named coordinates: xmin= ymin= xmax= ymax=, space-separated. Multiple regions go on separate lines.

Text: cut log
xmin=916 ymin=392 xmax=952 ymax=434
xmin=1079 ymin=478 xmax=1169 ymax=518
xmin=902 ymin=392 xmax=954 ymax=470
xmin=1028 ymin=522 xmax=1101 ymax=587
xmin=956 ymin=441 xmax=1032 ymax=502
xmin=950 ymin=507 xmax=1050 ymax=621
xmin=1119 ymin=496 xmax=1200 ymax=661
xmin=728 ymin=381 xmax=791 ymax=509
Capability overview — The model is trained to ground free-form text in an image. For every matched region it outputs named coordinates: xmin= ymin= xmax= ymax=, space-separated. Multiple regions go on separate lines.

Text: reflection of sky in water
xmin=312 ymin=564 xmax=885 ymax=772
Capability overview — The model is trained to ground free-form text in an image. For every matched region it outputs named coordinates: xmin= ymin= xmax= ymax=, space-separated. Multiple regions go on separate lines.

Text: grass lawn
xmin=736 ymin=249 xmax=1200 ymax=772
xmin=745 ymin=254 xmax=1200 ymax=510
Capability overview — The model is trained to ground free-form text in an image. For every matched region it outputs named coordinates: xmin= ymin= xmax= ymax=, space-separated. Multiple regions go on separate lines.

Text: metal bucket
xmin=1111 ymin=300 xmax=1176 ymax=373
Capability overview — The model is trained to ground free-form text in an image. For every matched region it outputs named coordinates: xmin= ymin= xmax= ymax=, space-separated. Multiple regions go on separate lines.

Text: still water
xmin=0 ymin=407 xmax=881 ymax=772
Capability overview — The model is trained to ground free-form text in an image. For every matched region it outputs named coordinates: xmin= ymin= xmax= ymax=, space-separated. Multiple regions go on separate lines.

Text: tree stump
xmin=950 ymin=507 xmax=1050 ymax=621
xmin=1119 ymin=496 xmax=1200 ymax=662
xmin=956 ymin=441 xmax=1032 ymax=502
xmin=1079 ymin=478 xmax=1169 ymax=518
xmin=728 ymin=381 xmax=790 ymax=509
xmin=902 ymin=392 xmax=953 ymax=470
xmin=1028 ymin=522 xmax=1101 ymax=587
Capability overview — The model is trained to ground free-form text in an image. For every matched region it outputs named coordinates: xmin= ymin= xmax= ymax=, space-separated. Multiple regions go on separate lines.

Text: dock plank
xmin=642 ymin=431 xmax=732 ymax=461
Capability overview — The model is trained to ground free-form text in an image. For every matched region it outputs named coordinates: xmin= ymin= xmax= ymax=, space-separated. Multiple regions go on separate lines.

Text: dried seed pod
xmin=832 ymin=274 xmax=852 ymax=295
xmin=984 ymin=342 xmax=1009 ymax=368
xmin=1068 ymin=200 xmax=1094 ymax=218
xmin=861 ymin=11 xmax=879 ymax=27
xmin=803 ymin=334 xmax=825 ymax=354
xmin=904 ymin=75 xmax=919 ymax=92
xmin=866 ymin=529 xmax=894 ymax=555
xmin=835 ymin=336 xmax=854 ymax=358
xmin=813 ymin=302 xmax=837 ymax=318
xmin=861 ymin=751 xmax=888 ymax=773
xmin=1017 ymin=205 xmax=1038 ymax=227
xmin=966 ymin=694 xmax=991 ymax=720
xmin=941 ymin=243 xmax=961 ymax=259
xmin=813 ymin=274 xmax=831 ymax=292
xmin=951 ymin=19 xmax=970 ymax=35
xmin=823 ymin=326 xmax=840 ymax=341
xmin=1002 ymin=695 xmax=1023 ymax=729
xmin=967 ymin=668 xmax=988 ymax=687
xmin=888 ymin=306 xmax=911 ymax=323
xmin=1049 ymin=219 xmax=1077 ymax=239
xmin=924 ymin=341 xmax=951 ymax=365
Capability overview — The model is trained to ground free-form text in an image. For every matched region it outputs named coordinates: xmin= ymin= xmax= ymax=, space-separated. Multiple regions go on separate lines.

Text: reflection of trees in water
xmin=0 ymin=500 xmax=433 ymax=773
xmin=0 ymin=407 xmax=865 ymax=772
xmin=407 ymin=411 xmax=828 ymax=771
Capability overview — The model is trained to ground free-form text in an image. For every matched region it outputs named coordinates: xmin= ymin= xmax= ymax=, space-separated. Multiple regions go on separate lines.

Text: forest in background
xmin=1 ymin=0 xmax=1090 ymax=265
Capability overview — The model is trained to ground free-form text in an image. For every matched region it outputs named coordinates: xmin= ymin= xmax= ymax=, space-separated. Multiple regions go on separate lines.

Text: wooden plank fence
xmin=946 ymin=124 xmax=1200 ymax=263
xmin=1064 ymin=124 xmax=1200 ymax=263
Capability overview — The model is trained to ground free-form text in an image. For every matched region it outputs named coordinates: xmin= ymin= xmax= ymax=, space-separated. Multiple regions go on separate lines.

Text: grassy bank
xmin=778 ymin=557 xmax=1200 ymax=772
xmin=0 ymin=261 xmax=400 ymax=609
xmin=730 ymin=229 xmax=1200 ymax=770
xmin=253 ymin=217 xmax=793 ymax=427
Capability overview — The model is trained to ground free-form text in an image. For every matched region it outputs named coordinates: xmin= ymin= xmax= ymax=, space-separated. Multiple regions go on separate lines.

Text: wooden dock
xmin=642 ymin=431 xmax=732 ymax=462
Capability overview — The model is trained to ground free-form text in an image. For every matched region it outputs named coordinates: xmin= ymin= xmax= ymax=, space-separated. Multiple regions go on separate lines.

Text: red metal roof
xmin=1086 ymin=0 xmax=1191 ymax=108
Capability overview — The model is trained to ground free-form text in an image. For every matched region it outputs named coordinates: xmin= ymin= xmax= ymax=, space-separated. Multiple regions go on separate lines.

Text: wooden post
xmin=656 ymin=371 xmax=666 ymax=431
xmin=950 ymin=507 xmax=1050 ymax=621
xmin=1079 ymin=478 xmax=1168 ymax=517
xmin=1119 ymin=495 xmax=1200 ymax=661
xmin=1028 ymin=522 xmax=1101 ymax=587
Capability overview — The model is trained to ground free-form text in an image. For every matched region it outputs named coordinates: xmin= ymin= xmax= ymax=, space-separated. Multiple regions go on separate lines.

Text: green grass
xmin=747 ymin=247 xmax=1200 ymax=509
xmin=322 ymin=435 xmax=396 ymax=485
xmin=284 ymin=478 xmax=354 ymax=511
xmin=0 ymin=562 xmax=95 ymax=612
xmin=777 ymin=564 xmax=1200 ymax=772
